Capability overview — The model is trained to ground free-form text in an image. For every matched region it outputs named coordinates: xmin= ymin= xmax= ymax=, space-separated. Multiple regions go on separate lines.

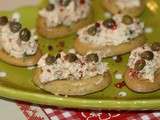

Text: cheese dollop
xmin=0 ymin=15 xmax=38 ymax=58
xmin=128 ymin=44 xmax=160 ymax=82
xmin=78 ymin=14 xmax=144 ymax=46
xmin=39 ymin=0 xmax=90 ymax=27
xmin=38 ymin=52 xmax=108 ymax=83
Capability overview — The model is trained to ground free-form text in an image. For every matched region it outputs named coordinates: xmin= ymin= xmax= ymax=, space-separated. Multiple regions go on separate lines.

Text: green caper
xmin=63 ymin=0 xmax=71 ymax=6
xmin=122 ymin=15 xmax=133 ymax=25
xmin=151 ymin=42 xmax=160 ymax=51
xmin=114 ymin=55 xmax=122 ymax=63
xmin=19 ymin=28 xmax=31 ymax=42
xmin=134 ymin=59 xmax=146 ymax=71
xmin=87 ymin=25 xmax=97 ymax=36
xmin=56 ymin=53 xmax=61 ymax=59
xmin=141 ymin=51 xmax=154 ymax=60
xmin=0 ymin=16 xmax=8 ymax=26
xmin=86 ymin=53 xmax=99 ymax=62
xmin=46 ymin=55 xmax=57 ymax=65
xmin=66 ymin=53 xmax=78 ymax=62
xmin=46 ymin=4 xmax=55 ymax=11
xmin=9 ymin=21 xmax=22 ymax=33
xmin=102 ymin=18 xmax=117 ymax=29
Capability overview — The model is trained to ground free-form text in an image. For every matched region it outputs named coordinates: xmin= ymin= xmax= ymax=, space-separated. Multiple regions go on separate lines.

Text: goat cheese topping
xmin=0 ymin=27 xmax=38 ymax=58
xmin=78 ymin=14 xmax=144 ymax=46
xmin=38 ymin=52 xmax=108 ymax=83
xmin=128 ymin=44 xmax=160 ymax=82
xmin=39 ymin=0 xmax=90 ymax=27
xmin=116 ymin=0 xmax=140 ymax=9
xmin=0 ymin=15 xmax=38 ymax=58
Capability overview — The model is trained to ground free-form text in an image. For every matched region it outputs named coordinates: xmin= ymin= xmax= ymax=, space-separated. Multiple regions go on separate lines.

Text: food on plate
xmin=0 ymin=14 xmax=41 ymax=66
xmin=33 ymin=50 xmax=112 ymax=95
xmin=103 ymin=0 xmax=145 ymax=17
xmin=37 ymin=0 xmax=93 ymax=39
xmin=124 ymin=43 xmax=160 ymax=93
xmin=74 ymin=14 xmax=145 ymax=57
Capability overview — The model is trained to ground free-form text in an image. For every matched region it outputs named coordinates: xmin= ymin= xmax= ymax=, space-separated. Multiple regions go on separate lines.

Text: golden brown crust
xmin=124 ymin=68 xmax=160 ymax=93
xmin=102 ymin=0 xmax=145 ymax=17
xmin=36 ymin=10 xmax=94 ymax=39
xmin=74 ymin=34 xmax=146 ymax=57
xmin=0 ymin=48 xmax=42 ymax=67
xmin=33 ymin=68 xmax=112 ymax=96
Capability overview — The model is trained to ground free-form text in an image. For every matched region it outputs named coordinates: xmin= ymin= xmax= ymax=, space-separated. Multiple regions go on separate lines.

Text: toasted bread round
xmin=124 ymin=68 xmax=160 ymax=93
xmin=74 ymin=34 xmax=145 ymax=57
xmin=0 ymin=48 xmax=42 ymax=67
xmin=103 ymin=0 xmax=145 ymax=17
xmin=33 ymin=68 xmax=112 ymax=96
xmin=36 ymin=10 xmax=94 ymax=39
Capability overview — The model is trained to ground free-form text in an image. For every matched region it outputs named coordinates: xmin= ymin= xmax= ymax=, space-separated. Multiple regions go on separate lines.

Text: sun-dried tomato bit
xmin=114 ymin=81 xmax=126 ymax=89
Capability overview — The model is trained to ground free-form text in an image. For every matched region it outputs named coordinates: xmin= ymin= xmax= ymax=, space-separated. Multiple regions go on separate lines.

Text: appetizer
xmin=74 ymin=14 xmax=145 ymax=57
xmin=37 ymin=0 xmax=93 ymax=39
xmin=103 ymin=0 xmax=145 ymax=17
xmin=33 ymin=51 xmax=111 ymax=95
xmin=125 ymin=43 xmax=160 ymax=93
xmin=0 ymin=15 xmax=41 ymax=67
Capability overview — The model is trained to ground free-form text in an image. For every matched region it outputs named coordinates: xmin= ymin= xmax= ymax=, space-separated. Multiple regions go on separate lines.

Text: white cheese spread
xmin=39 ymin=0 xmax=90 ymax=27
xmin=0 ymin=15 xmax=38 ymax=58
xmin=128 ymin=44 xmax=160 ymax=82
xmin=116 ymin=0 xmax=140 ymax=9
xmin=38 ymin=52 xmax=108 ymax=83
xmin=78 ymin=14 xmax=144 ymax=46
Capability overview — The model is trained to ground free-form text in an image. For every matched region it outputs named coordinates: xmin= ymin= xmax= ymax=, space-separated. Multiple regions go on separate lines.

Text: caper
xmin=9 ymin=21 xmax=22 ymax=33
xmin=86 ymin=53 xmax=99 ymax=62
xmin=151 ymin=42 xmax=160 ymax=51
xmin=95 ymin=22 xmax=100 ymax=28
xmin=56 ymin=53 xmax=61 ymax=59
xmin=87 ymin=25 xmax=97 ymax=36
xmin=63 ymin=0 xmax=71 ymax=6
xmin=80 ymin=0 xmax=85 ymax=4
xmin=19 ymin=28 xmax=31 ymax=42
xmin=122 ymin=15 xmax=133 ymax=25
xmin=134 ymin=59 xmax=146 ymax=71
xmin=114 ymin=55 xmax=122 ymax=63
xmin=66 ymin=53 xmax=78 ymax=62
xmin=0 ymin=16 xmax=8 ymax=26
xmin=102 ymin=18 xmax=117 ymax=29
xmin=129 ymin=30 xmax=134 ymax=35
xmin=46 ymin=55 xmax=56 ymax=65
xmin=141 ymin=51 xmax=154 ymax=60
xmin=46 ymin=4 xmax=55 ymax=11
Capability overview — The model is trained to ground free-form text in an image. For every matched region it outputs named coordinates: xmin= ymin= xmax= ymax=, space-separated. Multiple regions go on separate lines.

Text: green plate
xmin=0 ymin=0 xmax=160 ymax=110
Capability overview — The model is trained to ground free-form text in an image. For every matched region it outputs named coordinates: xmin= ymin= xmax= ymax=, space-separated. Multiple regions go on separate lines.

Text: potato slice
xmin=33 ymin=68 xmax=112 ymax=96
xmin=36 ymin=10 xmax=94 ymax=39
xmin=124 ymin=68 xmax=160 ymax=93
xmin=0 ymin=48 xmax=42 ymax=67
xmin=74 ymin=34 xmax=145 ymax=57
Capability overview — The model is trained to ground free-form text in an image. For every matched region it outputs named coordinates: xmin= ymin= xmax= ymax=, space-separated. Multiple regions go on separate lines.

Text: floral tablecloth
xmin=0 ymin=99 xmax=160 ymax=120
